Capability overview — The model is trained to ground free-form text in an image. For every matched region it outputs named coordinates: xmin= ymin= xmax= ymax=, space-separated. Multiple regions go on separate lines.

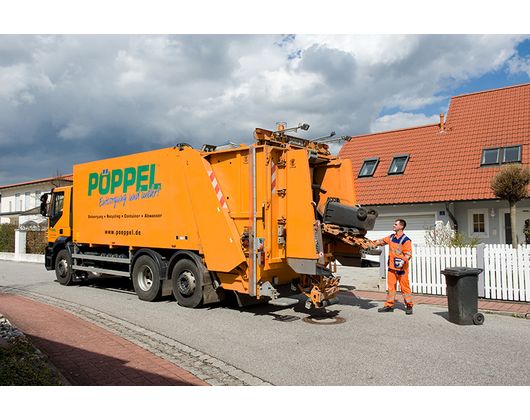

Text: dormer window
xmin=481 ymin=145 xmax=521 ymax=166
xmin=481 ymin=148 xmax=500 ymax=165
xmin=358 ymin=158 xmax=379 ymax=177
xmin=503 ymin=145 xmax=522 ymax=163
xmin=388 ymin=154 xmax=409 ymax=175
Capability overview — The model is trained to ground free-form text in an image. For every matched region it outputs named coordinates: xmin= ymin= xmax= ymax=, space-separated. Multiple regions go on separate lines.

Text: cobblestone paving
xmin=0 ymin=286 xmax=272 ymax=386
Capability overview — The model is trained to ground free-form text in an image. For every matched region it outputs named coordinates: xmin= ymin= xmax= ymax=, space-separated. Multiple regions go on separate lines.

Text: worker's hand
xmin=394 ymin=259 xmax=405 ymax=269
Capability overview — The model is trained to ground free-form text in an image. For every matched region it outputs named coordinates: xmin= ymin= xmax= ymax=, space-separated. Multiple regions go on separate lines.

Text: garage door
xmin=365 ymin=214 xmax=436 ymax=246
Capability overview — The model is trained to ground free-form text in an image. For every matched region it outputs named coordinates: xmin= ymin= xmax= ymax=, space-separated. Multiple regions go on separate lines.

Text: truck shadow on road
xmin=222 ymin=292 xmax=383 ymax=322
xmin=60 ymin=276 xmax=381 ymax=315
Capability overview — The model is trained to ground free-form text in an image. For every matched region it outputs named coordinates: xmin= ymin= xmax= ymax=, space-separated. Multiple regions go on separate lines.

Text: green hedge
xmin=0 ymin=224 xmax=16 ymax=252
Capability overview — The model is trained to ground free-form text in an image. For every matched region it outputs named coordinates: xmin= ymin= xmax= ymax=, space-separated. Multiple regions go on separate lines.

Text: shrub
xmin=0 ymin=223 xmax=16 ymax=252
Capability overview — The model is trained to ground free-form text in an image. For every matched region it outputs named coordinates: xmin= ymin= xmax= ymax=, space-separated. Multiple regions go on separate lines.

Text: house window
xmin=473 ymin=213 xmax=485 ymax=233
xmin=15 ymin=193 xmax=21 ymax=212
xmin=468 ymin=209 xmax=489 ymax=237
xmin=35 ymin=190 xmax=41 ymax=208
xmin=358 ymin=158 xmax=379 ymax=177
xmin=503 ymin=145 xmax=522 ymax=163
xmin=482 ymin=148 xmax=500 ymax=165
xmin=388 ymin=154 xmax=410 ymax=175
xmin=481 ymin=145 xmax=522 ymax=165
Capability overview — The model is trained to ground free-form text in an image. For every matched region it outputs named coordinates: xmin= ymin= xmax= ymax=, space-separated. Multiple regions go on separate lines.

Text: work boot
xmin=405 ymin=305 xmax=413 ymax=315
xmin=378 ymin=306 xmax=394 ymax=312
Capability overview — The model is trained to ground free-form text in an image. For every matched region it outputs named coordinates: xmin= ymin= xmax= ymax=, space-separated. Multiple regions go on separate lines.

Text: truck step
xmin=268 ymin=297 xmax=299 ymax=307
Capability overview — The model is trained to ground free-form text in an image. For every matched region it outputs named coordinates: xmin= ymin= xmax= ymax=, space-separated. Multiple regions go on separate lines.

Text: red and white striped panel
xmin=271 ymin=161 xmax=277 ymax=194
xmin=208 ymin=170 xmax=228 ymax=209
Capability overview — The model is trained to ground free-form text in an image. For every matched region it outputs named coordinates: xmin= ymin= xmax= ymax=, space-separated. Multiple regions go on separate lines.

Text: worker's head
xmin=393 ymin=219 xmax=406 ymax=232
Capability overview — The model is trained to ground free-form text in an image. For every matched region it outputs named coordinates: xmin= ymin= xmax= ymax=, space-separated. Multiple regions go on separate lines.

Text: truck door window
xmin=49 ymin=192 xmax=64 ymax=227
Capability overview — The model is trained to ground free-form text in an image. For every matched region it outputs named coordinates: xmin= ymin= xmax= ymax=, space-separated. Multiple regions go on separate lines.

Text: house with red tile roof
xmin=0 ymin=174 xmax=73 ymax=226
xmin=339 ymin=82 xmax=530 ymax=246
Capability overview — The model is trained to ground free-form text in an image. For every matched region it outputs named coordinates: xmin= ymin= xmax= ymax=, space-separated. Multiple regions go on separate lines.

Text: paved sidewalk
xmin=0 ymin=293 xmax=208 ymax=386
xmin=338 ymin=289 xmax=530 ymax=316
xmin=0 ymin=287 xmax=271 ymax=386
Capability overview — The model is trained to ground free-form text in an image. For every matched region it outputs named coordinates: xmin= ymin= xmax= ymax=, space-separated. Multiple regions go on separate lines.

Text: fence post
xmin=14 ymin=229 xmax=27 ymax=262
xmin=477 ymin=243 xmax=485 ymax=298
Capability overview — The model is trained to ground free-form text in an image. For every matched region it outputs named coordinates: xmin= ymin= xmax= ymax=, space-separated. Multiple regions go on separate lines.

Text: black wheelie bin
xmin=441 ymin=267 xmax=484 ymax=325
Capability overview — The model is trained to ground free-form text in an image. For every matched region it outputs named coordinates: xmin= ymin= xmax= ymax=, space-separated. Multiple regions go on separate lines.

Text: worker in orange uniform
xmin=374 ymin=219 xmax=414 ymax=315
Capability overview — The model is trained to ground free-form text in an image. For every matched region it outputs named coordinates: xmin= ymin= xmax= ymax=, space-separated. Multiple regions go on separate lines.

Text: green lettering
xmin=136 ymin=165 xmax=149 ymax=192
xmin=88 ymin=173 xmax=98 ymax=196
xmin=99 ymin=171 xmax=110 ymax=195
xmin=110 ymin=169 xmax=123 ymax=194
xmin=149 ymin=164 xmax=156 ymax=189
xmin=123 ymin=167 xmax=136 ymax=194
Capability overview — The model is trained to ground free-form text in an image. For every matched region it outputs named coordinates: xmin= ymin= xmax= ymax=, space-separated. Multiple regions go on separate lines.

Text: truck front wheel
xmin=55 ymin=249 xmax=73 ymax=286
xmin=132 ymin=255 xmax=162 ymax=301
xmin=172 ymin=259 xmax=204 ymax=308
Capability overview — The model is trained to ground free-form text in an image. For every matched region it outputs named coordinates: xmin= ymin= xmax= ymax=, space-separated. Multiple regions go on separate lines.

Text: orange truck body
xmin=44 ymin=127 xmax=377 ymax=308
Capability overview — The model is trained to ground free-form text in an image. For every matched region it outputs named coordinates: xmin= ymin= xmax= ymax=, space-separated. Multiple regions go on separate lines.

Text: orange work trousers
xmin=384 ymin=269 xmax=414 ymax=308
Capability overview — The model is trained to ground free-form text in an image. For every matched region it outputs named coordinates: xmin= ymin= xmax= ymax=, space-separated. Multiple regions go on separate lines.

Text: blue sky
xmin=396 ymin=39 xmax=530 ymax=120
xmin=1 ymin=4 xmax=529 ymax=186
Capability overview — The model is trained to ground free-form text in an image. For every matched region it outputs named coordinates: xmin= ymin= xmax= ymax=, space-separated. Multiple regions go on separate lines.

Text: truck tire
xmin=132 ymin=255 xmax=162 ymax=301
xmin=172 ymin=259 xmax=204 ymax=308
xmin=55 ymin=249 xmax=74 ymax=286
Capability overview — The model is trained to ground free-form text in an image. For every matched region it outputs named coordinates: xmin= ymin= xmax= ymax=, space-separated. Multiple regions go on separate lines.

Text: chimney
xmin=439 ymin=113 xmax=445 ymax=131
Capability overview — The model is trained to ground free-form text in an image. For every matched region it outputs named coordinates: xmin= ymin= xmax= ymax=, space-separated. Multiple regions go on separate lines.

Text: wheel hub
xmin=178 ymin=270 xmax=196 ymax=296
xmin=57 ymin=259 xmax=68 ymax=277
xmin=138 ymin=265 xmax=154 ymax=291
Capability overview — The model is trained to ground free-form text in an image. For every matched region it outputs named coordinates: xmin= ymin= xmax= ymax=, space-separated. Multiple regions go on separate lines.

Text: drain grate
xmin=302 ymin=315 xmax=346 ymax=325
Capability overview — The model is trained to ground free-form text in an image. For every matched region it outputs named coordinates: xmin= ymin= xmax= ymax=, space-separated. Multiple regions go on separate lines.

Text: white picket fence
xmin=482 ymin=244 xmax=530 ymax=301
xmin=383 ymin=244 xmax=530 ymax=302
xmin=410 ymin=245 xmax=477 ymax=297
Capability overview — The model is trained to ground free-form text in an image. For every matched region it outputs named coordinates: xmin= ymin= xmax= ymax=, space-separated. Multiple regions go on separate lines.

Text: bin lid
xmin=441 ymin=266 xmax=483 ymax=277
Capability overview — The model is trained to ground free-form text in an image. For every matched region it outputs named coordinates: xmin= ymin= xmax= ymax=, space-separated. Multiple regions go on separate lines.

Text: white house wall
xmin=0 ymin=184 xmax=49 ymax=224
xmin=367 ymin=198 xmax=530 ymax=247
xmin=364 ymin=203 xmax=448 ymax=245
xmin=453 ymin=198 xmax=530 ymax=246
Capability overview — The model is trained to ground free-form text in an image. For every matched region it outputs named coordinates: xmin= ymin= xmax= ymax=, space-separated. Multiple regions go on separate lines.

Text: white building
xmin=0 ymin=175 xmax=73 ymax=226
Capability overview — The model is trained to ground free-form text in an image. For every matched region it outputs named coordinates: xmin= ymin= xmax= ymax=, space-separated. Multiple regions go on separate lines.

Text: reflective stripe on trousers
xmin=384 ymin=269 xmax=414 ymax=307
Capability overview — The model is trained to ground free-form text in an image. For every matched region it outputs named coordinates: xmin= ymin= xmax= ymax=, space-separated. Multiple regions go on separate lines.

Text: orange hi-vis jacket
xmin=375 ymin=233 xmax=412 ymax=274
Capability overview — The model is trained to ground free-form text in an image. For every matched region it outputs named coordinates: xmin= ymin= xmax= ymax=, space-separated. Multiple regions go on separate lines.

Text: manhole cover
xmin=302 ymin=316 xmax=346 ymax=325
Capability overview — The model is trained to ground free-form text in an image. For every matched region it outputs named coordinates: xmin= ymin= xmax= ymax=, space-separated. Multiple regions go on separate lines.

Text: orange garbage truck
xmin=43 ymin=124 xmax=379 ymax=309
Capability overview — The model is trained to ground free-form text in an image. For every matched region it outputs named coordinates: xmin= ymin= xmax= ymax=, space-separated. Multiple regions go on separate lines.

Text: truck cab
xmin=44 ymin=186 xmax=72 ymax=271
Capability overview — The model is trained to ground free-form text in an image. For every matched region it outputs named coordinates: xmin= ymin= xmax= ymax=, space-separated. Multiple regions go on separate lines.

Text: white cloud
xmin=0 ymin=63 xmax=54 ymax=106
xmin=58 ymin=122 xmax=92 ymax=140
xmin=371 ymin=112 xmax=441 ymax=133
xmin=0 ymin=34 xmax=529 ymax=185
xmin=507 ymin=55 xmax=530 ymax=77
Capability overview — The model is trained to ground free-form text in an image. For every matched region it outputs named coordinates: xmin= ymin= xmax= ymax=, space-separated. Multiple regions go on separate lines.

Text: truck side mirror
xmin=40 ymin=193 xmax=48 ymax=216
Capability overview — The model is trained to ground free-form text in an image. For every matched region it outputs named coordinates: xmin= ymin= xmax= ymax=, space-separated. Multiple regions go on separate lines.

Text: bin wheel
xmin=473 ymin=313 xmax=485 ymax=325
xmin=356 ymin=207 xmax=368 ymax=221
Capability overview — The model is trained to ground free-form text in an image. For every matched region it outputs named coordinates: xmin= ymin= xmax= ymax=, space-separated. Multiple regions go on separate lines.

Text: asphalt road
xmin=1 ymin=260 xmax=529 ymax=386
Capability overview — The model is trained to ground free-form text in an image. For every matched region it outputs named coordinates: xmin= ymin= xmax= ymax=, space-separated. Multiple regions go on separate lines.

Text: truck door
xmin=47 ymin=187 xmax=72 ymax=243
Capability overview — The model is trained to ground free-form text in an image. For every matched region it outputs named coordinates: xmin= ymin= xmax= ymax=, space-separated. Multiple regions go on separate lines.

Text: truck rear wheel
xmin=172 ymin=259 xmax=204 ymax=308
xmin=132 ymin=255 xmax=162 ymax=301
xmin=55 ymin=249 xmax=73 ymax=286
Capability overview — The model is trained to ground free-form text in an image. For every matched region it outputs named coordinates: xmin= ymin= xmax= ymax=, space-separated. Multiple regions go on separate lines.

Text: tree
xmin=490 ymin=164 xmax=530 ymax=248
xmin=51 ymin=170 xmax=67 ymax=188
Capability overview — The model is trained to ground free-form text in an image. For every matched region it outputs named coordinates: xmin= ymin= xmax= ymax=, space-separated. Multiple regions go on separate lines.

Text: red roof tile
xmin=339 ymin=83 xmax=530 ymax=206
xmin=0 ymin=174 xmax=73 ymax=190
